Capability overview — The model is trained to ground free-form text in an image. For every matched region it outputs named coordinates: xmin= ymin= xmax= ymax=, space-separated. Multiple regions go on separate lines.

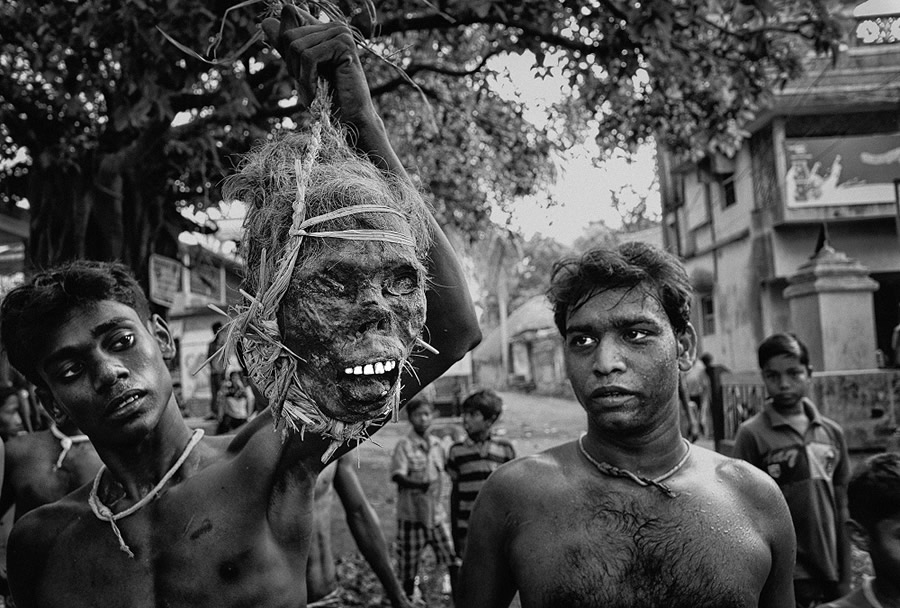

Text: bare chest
xmin=508 ymin=484 xmax=770 ymax=608
xmin=29 ymin=476 xmax=314 ymax=608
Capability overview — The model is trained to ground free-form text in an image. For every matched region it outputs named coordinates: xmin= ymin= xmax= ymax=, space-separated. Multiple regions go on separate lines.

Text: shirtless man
xmin=0 ymin=7 xmax=480 ymax=607
xmin=307 ymin=454 xmax=412 ymax=608
xmin=0 ymin=410 xmax=101 ymax=520
xmin=458 ymin=242 xmax=795 ymax=608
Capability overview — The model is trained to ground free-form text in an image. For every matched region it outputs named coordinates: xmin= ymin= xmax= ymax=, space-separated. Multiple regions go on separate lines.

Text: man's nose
xmin=593 ymin=337 xmax=626 ymax=375
xmin=93 ymin=355 xmax=128 ymax=390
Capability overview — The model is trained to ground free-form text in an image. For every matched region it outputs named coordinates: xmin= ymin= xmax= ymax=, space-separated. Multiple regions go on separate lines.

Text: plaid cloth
xmin=396 ymin=519 xmax=459 ymax=583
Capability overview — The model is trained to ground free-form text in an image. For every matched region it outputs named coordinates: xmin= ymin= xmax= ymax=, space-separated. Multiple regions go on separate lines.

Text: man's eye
xmin=624 ymin=329 xmax=650 ymax=341
xmin=58 ymin=363 xmax=83 ymax=380
xmin=385 ymin=273 xmax=420 ymax=296
xmin=568 ymin=335 xmax=596 ymax=348
xmin=111 ymin=334 xmax=135 ymax=351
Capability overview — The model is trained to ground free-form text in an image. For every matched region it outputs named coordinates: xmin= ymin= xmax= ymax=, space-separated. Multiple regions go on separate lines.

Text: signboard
xmin=189 ymin=254 xmax=222 ymax=303
xmin=784 ymin=134 xmax=900 ymax=207
xmin=148 ymin=254 xmax=182 ymax=308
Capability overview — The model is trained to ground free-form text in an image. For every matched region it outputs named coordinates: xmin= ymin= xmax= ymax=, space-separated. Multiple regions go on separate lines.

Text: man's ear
xmin=676 ymin=323 xmax=698 ymax=372
xmin=149 ymin=314 xmax=176 ymax=360
xmin=846 ymin=519 xmax=871 ymax=553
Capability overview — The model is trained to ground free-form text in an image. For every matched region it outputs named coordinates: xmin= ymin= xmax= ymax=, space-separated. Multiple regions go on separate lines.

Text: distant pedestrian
xmin=206 ymin=321 xmax=226 ymax=420
xmin=390 ymin=395 xmax=459 ymax=603
xmin=446 ymin=389 xmax=516 ymax=558
xmin=815 ymin=452 xmax=900 ymax=608
xmin=733 ymin=332 xmax=850 ymax=608
xmin=700 ymin=352 xmax=729 ymax=445
xmin=684 ymin=357 xmax=711 ymax=438
xmin=215 ymin=366 xmax=254 ymax=434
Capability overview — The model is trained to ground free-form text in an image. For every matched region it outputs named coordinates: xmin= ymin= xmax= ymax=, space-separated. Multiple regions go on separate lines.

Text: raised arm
xmin=261 ymin=5 xmax=480 ymax=400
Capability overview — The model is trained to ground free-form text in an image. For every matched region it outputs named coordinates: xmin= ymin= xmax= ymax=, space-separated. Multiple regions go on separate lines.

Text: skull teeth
xmin=343 ymin=360 xmax=398 ymax=376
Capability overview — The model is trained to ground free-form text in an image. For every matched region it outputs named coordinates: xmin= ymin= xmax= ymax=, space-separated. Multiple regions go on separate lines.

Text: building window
xmin=721 ymin=173 xmax=736 ymax=208
xmin=700 ymin=294 xmax=716 ymax=335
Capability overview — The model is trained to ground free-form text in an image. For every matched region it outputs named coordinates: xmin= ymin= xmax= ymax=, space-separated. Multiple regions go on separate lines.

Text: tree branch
xmin=368 ymin=49 xmax=502 ymax=97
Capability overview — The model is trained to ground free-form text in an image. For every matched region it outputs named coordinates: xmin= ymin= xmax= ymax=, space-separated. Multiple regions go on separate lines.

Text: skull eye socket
xmin=309 ymin=275 xmax=347 ymax=295
xmin=384 ymin=271 xmax=420 ymax=296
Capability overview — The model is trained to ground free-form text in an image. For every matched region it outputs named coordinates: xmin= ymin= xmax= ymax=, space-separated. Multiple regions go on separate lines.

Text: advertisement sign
xmin=784 ymin=134 xmax=900 ymax=207
xmin=148 ymin=254 xmax=182 ymax=308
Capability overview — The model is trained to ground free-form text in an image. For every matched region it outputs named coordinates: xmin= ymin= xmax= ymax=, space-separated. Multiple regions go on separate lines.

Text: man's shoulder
xmin=486 ymin=444 xmax=566 ymax=485
xmin=696 ymin=445 xmax=786 ymax=508
xmin=12 ymin=485 xmax=90 ymax=540
xmin=5 ymin=430 xmax=56 ymax=464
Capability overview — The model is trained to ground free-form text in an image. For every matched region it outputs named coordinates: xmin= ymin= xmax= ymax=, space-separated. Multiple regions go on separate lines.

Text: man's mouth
xmin=105 ymin=389 xmax=146 ymax=417
xmin=590 ymin=386 xmax=635 ymax=399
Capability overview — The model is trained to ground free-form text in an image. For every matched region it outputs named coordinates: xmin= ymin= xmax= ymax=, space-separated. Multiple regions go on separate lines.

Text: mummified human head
xmin=222 ymin=104 xmax=432 ymax=428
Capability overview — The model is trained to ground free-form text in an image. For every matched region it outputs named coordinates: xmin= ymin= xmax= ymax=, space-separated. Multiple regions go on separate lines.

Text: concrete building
xmin=658 ymin=0 xmax=900 ymax=373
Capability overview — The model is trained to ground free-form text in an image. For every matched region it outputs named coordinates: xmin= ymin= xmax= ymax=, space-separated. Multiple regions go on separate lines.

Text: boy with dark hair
xmin=459 ymin=242 xmax=796 ymax=608
xmin=0 ymin=6 xmax=480 ymax=607
xmin=446 ymin=389 xmax=515 ymax=557
xmin=390 ymin=395 xmax=458 ymax=602
xmin=734 ymin=332 xmax=851 ymax=608
xmin=817 ymin=452 xmax=900 ymax=608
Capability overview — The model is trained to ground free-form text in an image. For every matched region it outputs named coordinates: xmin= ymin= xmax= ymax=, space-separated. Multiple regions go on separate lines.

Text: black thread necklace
xmin=577 ymin=433 xmax=691 ymax=498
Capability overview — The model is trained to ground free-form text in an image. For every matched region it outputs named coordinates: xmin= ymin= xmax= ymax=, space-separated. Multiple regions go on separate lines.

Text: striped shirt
xmin=446 ymin=435 xmax=516 ymax=539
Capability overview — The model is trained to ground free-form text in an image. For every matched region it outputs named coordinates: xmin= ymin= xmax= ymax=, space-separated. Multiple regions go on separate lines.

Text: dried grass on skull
xmin=219 ymin=90 xmax=433 ymax=460
xmin=225 ymin=113 xmax=433 ymax=298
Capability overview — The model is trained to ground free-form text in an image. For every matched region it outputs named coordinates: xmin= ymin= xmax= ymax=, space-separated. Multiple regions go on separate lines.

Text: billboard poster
xmin=189 ymin=254 xmax=223 ymax=303
xmin=784 ymin=134 xmax=900 ymax=207
xmin=148 ymin=254 xmax=182 ymax=308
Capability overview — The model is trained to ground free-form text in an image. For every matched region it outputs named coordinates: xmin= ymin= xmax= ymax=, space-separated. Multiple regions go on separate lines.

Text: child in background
xmin=733 ymin=333 xmax=850 ymax=607
xmin=390 ymin=395 xmax=459 ymax=602
xmin=817 ymin=452 xmax=900 ymax=608
xmin=446 ymin=389 xmax=516 ymax=558
xmin=216 ymin=365 xmax=254 ymax=434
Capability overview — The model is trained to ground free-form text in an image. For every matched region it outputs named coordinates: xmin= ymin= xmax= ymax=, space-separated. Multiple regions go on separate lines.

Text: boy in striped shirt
xmin=446 ymin=390 xmax=516 ymax=557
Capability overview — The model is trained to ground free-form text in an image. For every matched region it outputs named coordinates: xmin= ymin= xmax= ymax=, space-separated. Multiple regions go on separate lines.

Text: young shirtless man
xmin=457 ymin=242 xmax=796 ymax=608
xmin=307 ymin=454 xmax=412 ymax=608
xmin=0 ymin=7 xmax=480 ymax=607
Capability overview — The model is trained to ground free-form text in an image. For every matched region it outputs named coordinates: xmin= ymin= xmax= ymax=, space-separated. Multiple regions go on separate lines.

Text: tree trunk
xmin=25 ymin=128 xmax=175 ymax=296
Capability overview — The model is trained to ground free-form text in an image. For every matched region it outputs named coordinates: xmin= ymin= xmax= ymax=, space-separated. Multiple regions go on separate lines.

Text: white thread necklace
xmin=577 ymin=433 xmax=691 ymax=498
xmin=88 ymin=428 xmax=205 ymax=558
xmin=49 ymin=424 xmax=90 ymax=470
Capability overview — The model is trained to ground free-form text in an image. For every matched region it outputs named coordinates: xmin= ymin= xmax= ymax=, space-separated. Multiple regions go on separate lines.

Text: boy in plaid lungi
xmin=391 ymin=395 xmax=459 ymax=602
